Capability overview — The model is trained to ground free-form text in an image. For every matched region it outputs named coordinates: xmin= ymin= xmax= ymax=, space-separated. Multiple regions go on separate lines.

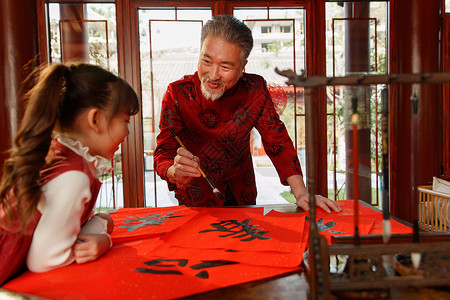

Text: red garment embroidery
xmin=154 ymin=72 xmax=302 ymax=207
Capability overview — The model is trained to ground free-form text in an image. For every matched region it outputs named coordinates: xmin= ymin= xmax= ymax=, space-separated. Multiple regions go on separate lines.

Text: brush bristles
xmin=213 ymin=188 xmax=225 ymax=200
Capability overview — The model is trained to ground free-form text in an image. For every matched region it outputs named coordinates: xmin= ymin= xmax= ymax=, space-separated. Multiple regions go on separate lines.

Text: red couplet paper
xmin=364 ymin=216 xmax=412 ymax=235
xmin=151 ymin=207 xmax=307 ymax=269
xmin=4 ymin=207 xmax=304 ymax=299
xmin=323 ymin=200 xmax=412 ymax=235
xmin=4 ymin=237 xmax=300 ymax=300
xmin=264 ymin=209 xmax=310 ymax=248
xmin=266 ymin=201 xmax=379 ymax=244
xmin=309 ymin=201 xmax=375 ymax=243
xmin=109 ymin=205 xmax=199 ymax=242
xmin=110 ymin=206 xmax=265 ymax=243
xmin=150 ymin=241 xmax=305 ymax=268
xmin=311 ymin=214 xmax=374 ymax=244
xmin=270 ymin=200 xmax=411 ymax=243
xmin=316 ymin=200 xmax=380 ymax=217
xmin=162 ymin=209 xmax=307 ymax=253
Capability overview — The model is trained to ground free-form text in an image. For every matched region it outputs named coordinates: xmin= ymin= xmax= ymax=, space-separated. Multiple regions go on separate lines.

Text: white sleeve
xmin=79 ymin=214 xmax=108 ymax=234
xmin=80 ymin=215 xmax=113 ymax=248
xmin=27 ymin=171 xmax=92 ymax=273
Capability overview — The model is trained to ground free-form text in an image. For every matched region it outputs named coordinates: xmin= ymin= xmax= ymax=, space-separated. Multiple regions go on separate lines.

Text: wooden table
xmin=2 ymin=203 xmax=450 ymax=300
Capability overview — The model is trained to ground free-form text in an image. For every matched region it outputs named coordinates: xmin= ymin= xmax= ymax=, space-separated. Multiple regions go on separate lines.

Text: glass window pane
xmin=48 ymin=4 xmax=62 ymax=64
xmin=325 ymin=2 xmax=387 ymax=206
xmin=235 ymin=7 xmax=307 ymax=201
xmin=177 ymin=9 xmax=211 ymax=21
xmin=269 ymin=8 xmax=304 ymax=19
xmin=141 ymin=8 xmax=175 ymax=20
xmin=47 ymin=3 xmax=121 ymax=211
xmin=86 ymin=4 xmax=118 ymax=73
xmin=234 ymin=8 xmax=268 ymax=20
xmin=139 ymin=8 xmax=210 ymax=207
xmin=297 ymin=114 xmax=306 ymax=173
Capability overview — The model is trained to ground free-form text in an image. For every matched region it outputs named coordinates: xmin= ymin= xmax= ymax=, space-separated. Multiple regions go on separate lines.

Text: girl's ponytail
xmin=0 ymin=64 xmax=68 ymax=232
xmin=0 ymin=62 xmax=139 ymax=233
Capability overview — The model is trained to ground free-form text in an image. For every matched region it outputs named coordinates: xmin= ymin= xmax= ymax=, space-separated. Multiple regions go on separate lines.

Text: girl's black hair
xmin=0 ymin=62 xmax=139 ymax=233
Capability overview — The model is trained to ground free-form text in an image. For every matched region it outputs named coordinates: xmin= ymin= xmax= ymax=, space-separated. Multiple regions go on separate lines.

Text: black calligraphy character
xmin=136 ymin=258 xmax=188 ymax=274
xmin=190 ymin=260 xmax=238 ymax=279
xmin=199 ymin=218 xmax=271 ymax=241
xmin=119 ymin=212 xmax=181 ymax=232
xmin=305 ymin=217 xmax=344 ymax=233
xmin=136 ymin=259 xmax=238 ymax=279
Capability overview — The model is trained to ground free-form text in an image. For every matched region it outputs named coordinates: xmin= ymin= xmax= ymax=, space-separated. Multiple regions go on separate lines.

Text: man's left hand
xmin=295 ymin=193 xmax=341 ymax=213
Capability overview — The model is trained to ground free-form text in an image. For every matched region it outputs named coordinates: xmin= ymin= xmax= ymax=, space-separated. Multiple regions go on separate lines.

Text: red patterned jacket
xmin=154 ymin=72 xmax=302 ymax=207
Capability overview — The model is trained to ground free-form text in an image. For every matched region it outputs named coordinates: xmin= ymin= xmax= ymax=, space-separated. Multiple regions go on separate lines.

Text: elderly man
xmin=154 ymin=14 xmax=340 ymax=213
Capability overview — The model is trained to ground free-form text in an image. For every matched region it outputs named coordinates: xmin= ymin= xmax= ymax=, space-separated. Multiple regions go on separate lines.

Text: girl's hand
xmin=73 ymin=233 xmax=111 ymax=264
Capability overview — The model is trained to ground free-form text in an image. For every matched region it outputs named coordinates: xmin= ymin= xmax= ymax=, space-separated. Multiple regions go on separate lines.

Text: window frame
xmin=37 ymin=0 xmax=328 ymax=207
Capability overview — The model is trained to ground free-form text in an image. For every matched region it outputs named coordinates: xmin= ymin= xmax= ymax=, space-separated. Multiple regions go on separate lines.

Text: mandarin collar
xmin=55 ymin=133 xmax=113 ymax=173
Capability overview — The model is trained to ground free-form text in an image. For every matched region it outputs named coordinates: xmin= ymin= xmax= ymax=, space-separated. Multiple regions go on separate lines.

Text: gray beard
xmin=201 ymin=78 xmax=225 ymax=101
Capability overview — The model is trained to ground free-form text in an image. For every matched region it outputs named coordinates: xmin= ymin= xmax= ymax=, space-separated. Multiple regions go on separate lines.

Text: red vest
xmin=0 ymin=140 xmax=101 ymax=285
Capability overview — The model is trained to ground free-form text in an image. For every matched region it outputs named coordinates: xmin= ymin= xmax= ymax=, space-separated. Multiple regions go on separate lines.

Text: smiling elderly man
xmin=154 ymin=14 xmax=340 ymax=213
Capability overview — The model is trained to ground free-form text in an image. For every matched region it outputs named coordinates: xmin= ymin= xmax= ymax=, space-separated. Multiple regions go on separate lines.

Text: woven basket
xmin=418 ymin=185 xmax=450 ymax=232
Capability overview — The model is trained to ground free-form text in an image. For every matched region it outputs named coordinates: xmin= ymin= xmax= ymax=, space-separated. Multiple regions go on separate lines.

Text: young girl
xmin=0 ymin=62 xmax=139 ymax=285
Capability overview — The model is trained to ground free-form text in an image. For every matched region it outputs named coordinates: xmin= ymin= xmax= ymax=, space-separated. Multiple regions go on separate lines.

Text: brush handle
xmin=169 ymin=128 xmax=209 ymax=178
xmin=168 ymin=128 xmax=225 ymax=200
xmin=204 ymin=176 xmax=217 ymax=191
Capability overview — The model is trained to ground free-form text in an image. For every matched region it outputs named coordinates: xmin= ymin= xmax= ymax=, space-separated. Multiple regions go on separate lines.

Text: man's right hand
xmin=167 ymin=147 xmax=201 ymax=187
